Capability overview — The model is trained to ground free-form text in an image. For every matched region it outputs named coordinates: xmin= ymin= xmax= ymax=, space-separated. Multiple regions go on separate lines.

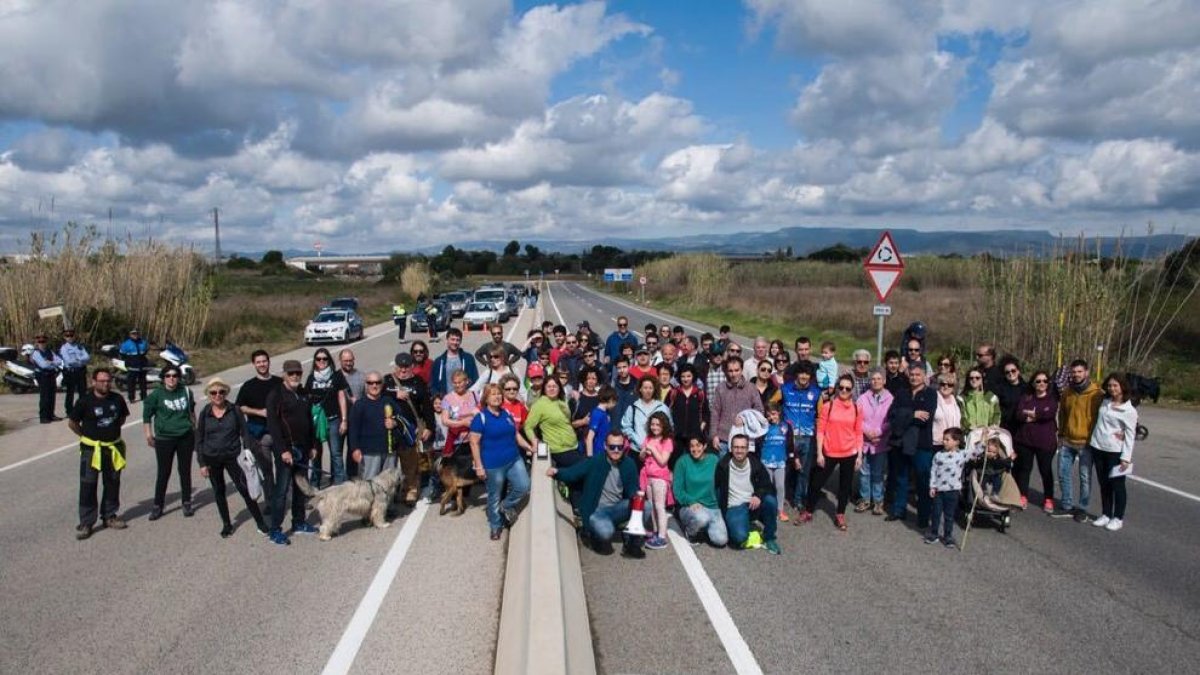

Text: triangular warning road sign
xmin=865 ymin=231 xmax=904 ymax=268
xmin=866 ymin=268 xmax=902 ymax=302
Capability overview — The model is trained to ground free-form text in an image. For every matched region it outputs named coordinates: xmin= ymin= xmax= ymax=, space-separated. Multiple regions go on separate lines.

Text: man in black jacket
xmin=383 ymin=352 xmax=435 ymax=504
xmin=265 ymin=359 xmax=318 ymax=545
xmin=885 ymin=365 xmax=938 ymax=527
xmin=715 ymin=435 xmax=781 ymax=554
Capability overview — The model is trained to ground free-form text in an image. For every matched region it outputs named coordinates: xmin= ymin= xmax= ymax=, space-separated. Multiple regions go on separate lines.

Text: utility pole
xmin=212 ymin=207 xmax=222 ymax=262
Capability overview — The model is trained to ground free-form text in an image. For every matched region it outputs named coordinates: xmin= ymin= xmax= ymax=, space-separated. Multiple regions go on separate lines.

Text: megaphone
xmin=624 ymin=491 xmax=648 ymax=537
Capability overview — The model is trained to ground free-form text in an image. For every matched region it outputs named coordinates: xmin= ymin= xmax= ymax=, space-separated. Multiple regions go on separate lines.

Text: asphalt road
xmin=547 ymin=281 xmax=1200 ymax=675
xmin=0 ymin=308 xmax=538 ymax=674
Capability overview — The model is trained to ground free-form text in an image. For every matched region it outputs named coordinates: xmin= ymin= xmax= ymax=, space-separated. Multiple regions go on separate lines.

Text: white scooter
xmin=99 ymin=344 xmax=160 ymax=391
xmin=0 ymin=345 xmax=64 ymax=393
xmin=98 ymin=341 xmax=196 ymax=390
xmin=158 ymin=341 xmax=196 ymax=385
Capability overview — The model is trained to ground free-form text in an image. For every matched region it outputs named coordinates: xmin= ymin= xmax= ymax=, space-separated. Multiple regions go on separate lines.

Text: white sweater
xmin=1089 ymin=399 xmax=1138 ymax=462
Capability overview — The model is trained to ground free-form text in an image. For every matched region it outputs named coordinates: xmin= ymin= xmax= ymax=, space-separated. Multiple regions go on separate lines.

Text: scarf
xmin=312 ymin=365 xmax=333 ymax=385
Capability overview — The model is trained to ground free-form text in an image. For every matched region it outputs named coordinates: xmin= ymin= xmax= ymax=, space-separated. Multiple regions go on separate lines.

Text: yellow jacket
xmin=1058 ymin=382 xmax=1103 ymax=446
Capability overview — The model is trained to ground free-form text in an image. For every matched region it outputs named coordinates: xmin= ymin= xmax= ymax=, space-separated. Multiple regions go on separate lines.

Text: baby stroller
xmin=961 ymin=427 xmax=1021 ymax=535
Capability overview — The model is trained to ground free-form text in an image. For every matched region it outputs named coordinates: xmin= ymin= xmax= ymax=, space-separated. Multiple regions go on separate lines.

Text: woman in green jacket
xmin=143 ymin=365 xmax=196 ymax=520
xmin=960 ymin=367 xmax=1001 ymax=432
xmin=524 ymin=377 xmax=581 ymax=467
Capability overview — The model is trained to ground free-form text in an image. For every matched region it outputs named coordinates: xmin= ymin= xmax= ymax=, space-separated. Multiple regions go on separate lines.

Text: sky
xmin=0 ymin=0 xmax=1198 ymax=254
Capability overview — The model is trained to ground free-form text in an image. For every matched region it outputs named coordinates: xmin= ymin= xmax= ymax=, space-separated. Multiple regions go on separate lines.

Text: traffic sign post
xmin=638 ymin=275 xmax=647 ymax=304
xmin=864 ymin=231 xmax=905 ymax=365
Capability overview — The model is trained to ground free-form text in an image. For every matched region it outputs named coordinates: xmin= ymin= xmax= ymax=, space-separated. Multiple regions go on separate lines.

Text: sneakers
xmin=621 ymin=542 xmax=646 ymax=559
xmin=1072 ymin=510 xmax=1091 ymax=524
xmin=219 ymin=524 xmax=234 ymax=539
xmin=795 ymin=510 xmax=813 ymax=525
xmin=645 ymin=535 xmax=669 ymax=550
xmin=834 ymin=514 xmax=848 ymax=531
xmin=75 ymin=524 xmax=93 ymax=541
xmin=778 ymin=510 xmax=790 ymax=522
xmin=292 ymin=522 xmax=319 ymax=535
xmin=1043 ymin=499 xmax=1055 ymax=514
xmin=104 ymin=516 xmax=127 ymax=530
xmin=268 ymin=530 xmax=291 ymax=546
xmin=1049 ymin=507 xmax=1074 ymax=519
xmin=943 ymin=538 xmax=958 ymax=550
xmin=148 ymin=506 xmax=163 ymax=521
xmin=490 ymin=528 xmax=503 ymax=541
xmin=1092 ymin=515 xmax=1111 ymax=528
xmin=924 ymin=533 xmax=939 ymax=545
xmin=182 ymin=502 xmax=195 ymax=518
xmin=872 ymin=503 xmax=885 ymax=516
xmin=854 ymin=501 xmax=872 ymax=513
xmin=501 ymin=506 xmax=518 ymax=528
xmin=1105 ymin=518 xmax=1123 ymax=532
xmin=763 ymin=539 xmax=781 ymax=555
xmin=1019 ymin=496 xmax=1028 ymax=510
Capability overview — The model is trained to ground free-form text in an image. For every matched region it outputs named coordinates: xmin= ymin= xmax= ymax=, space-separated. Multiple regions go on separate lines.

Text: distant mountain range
xmin=229 ymin=226 xmax=1194 ymax=260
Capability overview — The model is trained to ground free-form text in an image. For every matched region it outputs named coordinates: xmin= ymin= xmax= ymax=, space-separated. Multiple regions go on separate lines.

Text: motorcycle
xmin=0 ymin=345 xmax=64 ymax=393
xmin=159 ymin=341 xmax=196 ymax=385
xmin=99 ymin=344 xmax=161 ymax=391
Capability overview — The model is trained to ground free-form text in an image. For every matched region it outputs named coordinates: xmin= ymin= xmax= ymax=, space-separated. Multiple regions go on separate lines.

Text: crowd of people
xmin=58 ymin=312 xmax=1140 ymax=554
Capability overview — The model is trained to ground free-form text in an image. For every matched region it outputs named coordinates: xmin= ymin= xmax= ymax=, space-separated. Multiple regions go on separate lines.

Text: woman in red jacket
xmin=798 ymin=375 xmax=864 ymax=531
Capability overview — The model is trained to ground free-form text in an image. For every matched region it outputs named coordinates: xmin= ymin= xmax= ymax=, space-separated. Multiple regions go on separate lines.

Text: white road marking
xmin=667 ymin=529 xmax=764 ymax=675
xmin=504 ymin=305 xmax=527 ymax=343
xmin=322 ymin=500 xmax=430 ymax=675
xmin=0 ymin=324 xmax=398 ymax=473
xmin=568 ymin=282 xmax=709 ymax=335
xmin=1129 ymin=475 xmax=1200 ymax=504
xmin=545 ymin=281 xmax=567 ymax=326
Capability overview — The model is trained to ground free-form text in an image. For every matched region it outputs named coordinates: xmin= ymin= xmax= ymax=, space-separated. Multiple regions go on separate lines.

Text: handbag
xmin=311 ymin=404 xmax=329 ymax=443
xmin=238 ymin=447 xmax=263 ymax=501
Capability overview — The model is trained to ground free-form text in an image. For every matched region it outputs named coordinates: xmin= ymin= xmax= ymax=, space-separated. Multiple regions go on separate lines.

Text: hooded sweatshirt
xmin=1058 ymin=381 xmax=1104 ymax=446
xmin=1089 ymin=398 xmax=1138 ymax=462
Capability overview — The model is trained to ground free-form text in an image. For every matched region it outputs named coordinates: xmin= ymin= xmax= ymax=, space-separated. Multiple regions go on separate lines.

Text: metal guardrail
xmin=494 ymin=454 xmax=596 ymax=675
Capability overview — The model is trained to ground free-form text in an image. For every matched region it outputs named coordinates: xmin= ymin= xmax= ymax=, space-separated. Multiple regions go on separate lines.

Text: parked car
xmin=409 ymin=301 xmax=452 ymax=332
xmin=462 ymin=301 xmax=502 ymax=329
xmin=305 ymin=309 xmax=364 ymax=345
xmin=328 ymin=297 xmax=359 ymax=312
xmin=473 ymin=287 xmax=508 ymax=321
xmin=441 ymin=291 xmax=470 ymax=318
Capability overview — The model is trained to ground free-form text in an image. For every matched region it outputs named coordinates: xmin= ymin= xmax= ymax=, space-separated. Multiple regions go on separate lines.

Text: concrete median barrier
xmin=494 ymin=454 xmax=596 ymax=675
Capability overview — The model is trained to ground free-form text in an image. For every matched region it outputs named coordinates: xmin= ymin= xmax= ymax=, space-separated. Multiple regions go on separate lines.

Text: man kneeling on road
xmin=715 ymin=434 xmax=781 ymax=554
xmin=548 ymin=431 xmax=645 ymax=558
xmin=674 ymin=436 xmax=728 ymax=547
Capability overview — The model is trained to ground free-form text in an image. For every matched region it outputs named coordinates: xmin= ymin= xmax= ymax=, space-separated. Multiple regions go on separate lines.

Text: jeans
xmin=359 ymin=453 xmax=397 ymax=481
xmin=1091 ymin=448 xmax=1127 ymax=519
xmin=153 ymin=432 xmax=194 ymax=508
xmin=724 ymin=494 xmax=779 ymax=547
xmin=1057 ymin=444 xmax=1092 ymax=511
xmin=588 ymin=501 xmax=632 ymax=542
xmin=859 ymin=452 xmax=888 ymax=503
xmin=889 ymin=449 xmax=933 ymax=523
xmin=485 ymin=458 xmax=530 ymax=531
xmin=929 ymin=490 xmax=958 ymax=540
xmin=679 ymin=504 xmax=728 ymax=547
xmin=79 ymin=443 xmax=123 ymax=527
xmin=312 ymin=417 xmax=346 ymax=486
xmin=269 ymin=451 xmax=309 ymax=532
xmin=791 ymin=435 xmax=815 ymax=506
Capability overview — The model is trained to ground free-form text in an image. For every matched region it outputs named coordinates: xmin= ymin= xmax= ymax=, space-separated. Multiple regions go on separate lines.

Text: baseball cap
xmin=635 ymin=347 xmax=650 ymax=356
xmin=527 ymin=362 xmax=545 ymax=378
xmin=577 ymin=320 xmax=590 ymax=329
xmin=282 ymin=359 xmax=303 ymax=373
xmin=394 ymin=353 xmax=414 ymax=367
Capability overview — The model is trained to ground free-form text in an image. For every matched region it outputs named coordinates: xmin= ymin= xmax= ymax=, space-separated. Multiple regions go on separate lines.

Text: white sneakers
xmin=1092 ymin=515 xmax=1110 ymax=527
xmin=1092 ymin=515 xmax=1124 ymax=531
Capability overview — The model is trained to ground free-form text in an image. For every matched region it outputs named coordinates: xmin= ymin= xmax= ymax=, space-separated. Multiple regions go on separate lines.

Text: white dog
xmin=293 ymin=467 xmax=403 ymax=541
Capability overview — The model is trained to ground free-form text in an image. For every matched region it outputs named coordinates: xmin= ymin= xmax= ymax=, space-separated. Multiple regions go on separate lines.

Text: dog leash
xmin=292 ymin=461 xmax=335 ymax=478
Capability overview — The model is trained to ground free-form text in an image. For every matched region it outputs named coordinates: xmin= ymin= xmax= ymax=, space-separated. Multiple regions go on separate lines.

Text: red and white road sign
xmin=639 ymin=276 xmax=647 ymax=286
xmin=863 ymin=231 xmax=904 ymax=302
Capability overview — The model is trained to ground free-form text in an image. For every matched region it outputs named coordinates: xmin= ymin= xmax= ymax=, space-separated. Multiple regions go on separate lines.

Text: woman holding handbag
xmin=195 ymin=377 xmax=267 ymax=538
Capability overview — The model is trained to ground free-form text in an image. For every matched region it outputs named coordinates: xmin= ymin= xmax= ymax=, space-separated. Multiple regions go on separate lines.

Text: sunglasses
xmin=907 ymin=348 xmax=921 ymax=353
xmin=163 ymin=373 xmax=180 ymax=379
xmin=411 ymin=350 xmax=426 ymax=355
xmin=617 ymin=324 xmax=627 ymax=328
xmin=503 ymin=386 xmax=519 ymax=392
xmin=208 ymin=389 xmax=228 ymax=396
xmin=605 ymin=444 xmax=625 ymax=452
xmin=939 ymin=382 xmax=954 ymax=388
xmin=1005 ymin=369 xmax=1019 ymax=375
xmin=939 ymin=362 xmax=951 ymax=367
xmin=969 ymin=375 xmax=982 ymax=380
xmin=836 ymin=385 xmax=853 ymax=392
xmin=315 ymin=356 xmax=329 ymax=362
xmin=490 ymin=355 xmax=503 ymax=360
xmin=366 ymin=380 xmax=383 ymax=385
xmin=1033 ymin=379 xmax=1049 ymax=384
xmin=855 ymin=360 xmax=870 ymax=364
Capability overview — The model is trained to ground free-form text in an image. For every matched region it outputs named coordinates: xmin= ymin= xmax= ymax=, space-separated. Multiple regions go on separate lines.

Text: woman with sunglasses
xmin=751 ymin=361 xmax=781 ymax=409
xmin=195 ymin=377 xmax=267 ymax=538
xmin=996 ymin=356 xmax=1028 ymax=434
xmin=936 ymin=354 xmax=957 ymax=377
xmin=797 ymin=375 xmax=863 ymax=531
xmin=1013 ymin=370 xmax=1059 ymax=512
xmin=305 ymin=347 xmax=350 ymax=486
xmin=471 ymin=383 xmax=533 ymax=540
xmin=409 ymin=340 xmax=432 ymax=386
xmin=931 ymin=373 xmax=963 ymax=465
xmin=960 ymin=367 xmax=1001 ymax=432
xmin=143 ymin=365 xmax=196 ymax=520
xmin=498 ymin=374 xmax=530 ymax=431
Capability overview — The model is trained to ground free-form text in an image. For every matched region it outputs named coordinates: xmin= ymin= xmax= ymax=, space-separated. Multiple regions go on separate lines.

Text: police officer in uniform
xmin=119 ymin=328 xmax=150 ymax=402
xmin=31 ymin=332 xmax=62 ymax=423
xmin=393 ymin=304 xmax=408 ymax=342
xmin=58 ymin=328 xmax=90 ymax=417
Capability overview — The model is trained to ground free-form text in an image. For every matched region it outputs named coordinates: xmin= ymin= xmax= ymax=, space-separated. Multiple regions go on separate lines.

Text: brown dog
xmin=437 ymin=450 xmax=478 ymax=516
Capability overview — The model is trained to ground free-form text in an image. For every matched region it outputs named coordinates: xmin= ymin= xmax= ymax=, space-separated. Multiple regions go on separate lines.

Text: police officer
xmin=426 ymin=303 xmax=440 ymax=342
xmin=58 ymin=328 xmax=90 ymax=417
xmin=392 ymin=304 xmax=408 ymax=342
xmin=31 ymin=332 xmax=62 ymax=424
xmin=119 ymin=328 xmax=150 ymax=402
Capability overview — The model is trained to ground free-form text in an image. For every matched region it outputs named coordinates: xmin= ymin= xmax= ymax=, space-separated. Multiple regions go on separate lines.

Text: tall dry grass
xmin=638 ymin=254 xmax=732 ymax=307
xmin=400 ymin=262 xmax=432 ymax=299
xmin=0 ymin=224 xmax=211 ymax=346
